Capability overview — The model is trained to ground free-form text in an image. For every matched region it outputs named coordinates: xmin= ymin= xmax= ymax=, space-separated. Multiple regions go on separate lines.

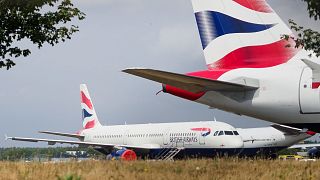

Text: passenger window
xmin=225 ymin=131 xmax=234 ymax=135
xmin=218 ymin=131 xmax=224 ymax=136
xmin=213 ymin=131 xmax=219 ymax=136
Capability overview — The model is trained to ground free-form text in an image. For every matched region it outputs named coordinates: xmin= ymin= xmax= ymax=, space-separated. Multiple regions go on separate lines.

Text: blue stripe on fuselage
xmin=195 ymin=11 xmax=275 ymax=49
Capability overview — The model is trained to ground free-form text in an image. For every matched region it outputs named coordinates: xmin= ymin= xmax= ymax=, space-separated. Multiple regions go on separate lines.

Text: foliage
xmin=283 ymin=20 xmax=320 ymax=57
xmin=302 ymin=0 xmax=320 ymax=20
xmin=0 ymin=0 xmax=85 ymax=70
xmin=286 ymin=0 xmax=320 ymax=57
xmin=276 ymin=147 xmax=300 ymax=155
xmin=0 ymin=147 xmax=101 ymax=161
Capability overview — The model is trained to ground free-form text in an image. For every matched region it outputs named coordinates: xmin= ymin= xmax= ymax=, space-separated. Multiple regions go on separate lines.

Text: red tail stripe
xmin=210 ymin=39 xmax=298 ymax=70
xmin=233 ymin=0 xmax=273 ymax=13
xmin=84 ymin=120 xmax=95 ymax=129
xmin=81 ymin=91 xmax=93 ymax=110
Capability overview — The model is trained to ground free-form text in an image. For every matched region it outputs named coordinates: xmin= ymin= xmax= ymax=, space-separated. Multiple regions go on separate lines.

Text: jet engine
xmin=113 ymin=149 xmax=137 ymax=161
xmin=308 ymin=147 xmax=320 ymax=158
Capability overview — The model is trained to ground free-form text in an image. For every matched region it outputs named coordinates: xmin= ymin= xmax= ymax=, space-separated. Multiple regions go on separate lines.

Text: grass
xmin=0 ymin=159 xmax=318 ymax=180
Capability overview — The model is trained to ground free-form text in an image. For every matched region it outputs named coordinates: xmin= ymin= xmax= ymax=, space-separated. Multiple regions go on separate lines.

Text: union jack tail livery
xmin=192 ymin=0 xmax=298 ymax=70
xmin=80 ymin=84 xmax=102 ymax=129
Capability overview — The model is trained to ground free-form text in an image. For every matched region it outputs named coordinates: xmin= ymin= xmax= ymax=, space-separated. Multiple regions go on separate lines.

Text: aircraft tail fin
xmin=191 ymin=0 xmax=299 ymax=70
xmin=80 ymin=84 xmax=102 ymax=129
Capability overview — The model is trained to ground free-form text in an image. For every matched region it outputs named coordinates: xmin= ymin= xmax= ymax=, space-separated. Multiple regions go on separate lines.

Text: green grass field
xmin=0 ymin=159 xmax=318 ymax=180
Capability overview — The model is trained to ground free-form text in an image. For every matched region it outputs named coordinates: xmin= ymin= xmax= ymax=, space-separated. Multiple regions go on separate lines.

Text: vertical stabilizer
xmin=80 ymin=84 xmax=102 ymax=129
xmin=191 ymin=0 xmax=299 ymax=70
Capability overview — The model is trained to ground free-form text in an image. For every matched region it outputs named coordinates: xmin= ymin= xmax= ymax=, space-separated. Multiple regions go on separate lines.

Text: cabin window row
xmin=94 ymin=135 xmax=122 ymax=139
xmin=170 ymin=133 xmax=196 ymax=137
xmin=128 ymin=133 xmax=163 ymax=138
xmin=94 ymin=134 xmax=165 ymax=139
xmin=213 ymin=131 xmax=239 ymax=136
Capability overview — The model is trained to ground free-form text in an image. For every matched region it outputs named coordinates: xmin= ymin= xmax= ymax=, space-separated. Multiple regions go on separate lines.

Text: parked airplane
xmin=123 ymin=0 xmax=320 ymax=132
xmin=7 ymin=85 xmax=314 ymax=160
xmin=289 ymin=142 xmax=320 ymax=158
xmin=7 ymin=84 xmax=243 ymax=160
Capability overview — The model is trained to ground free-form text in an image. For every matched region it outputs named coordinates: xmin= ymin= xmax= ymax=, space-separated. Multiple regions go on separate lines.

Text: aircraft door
xmin=84 ymin=133 xmax=91 ymax=142
xmin=123 ymin=130 xmax=128 ymax=145
xmin=163 ymin=132 xmax=169 ymax=146
xmin=299 ymin=67 xmax=320 ymax=113
xmin=199 ymin=132 xmax=205 ymax=145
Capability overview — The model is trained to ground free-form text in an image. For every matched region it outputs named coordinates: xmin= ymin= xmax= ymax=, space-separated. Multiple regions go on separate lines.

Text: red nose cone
xmin=163 ymin=84 xmax=205 ymax=101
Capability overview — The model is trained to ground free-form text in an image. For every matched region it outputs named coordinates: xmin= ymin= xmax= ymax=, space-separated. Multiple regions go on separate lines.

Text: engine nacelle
xmin=308 ymin=147 xmax=320 ymax=158
xmin=113 ymin=149 xmax=137 ymax=161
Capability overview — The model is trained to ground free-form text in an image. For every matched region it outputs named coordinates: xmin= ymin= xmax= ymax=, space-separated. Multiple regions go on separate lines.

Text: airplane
xmin=123 ymin=0 xmax=320 ymax=132
xmin=7 ymin=84 xmax=314 ymax=160
xmin=289 ymin=142 xmax=320 ymax=158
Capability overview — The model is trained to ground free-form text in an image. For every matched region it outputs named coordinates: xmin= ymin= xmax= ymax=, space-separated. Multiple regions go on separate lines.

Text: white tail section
xmin=191 ymin=0 xmax=299 ymax=70
xmin=80 ymin=84 xmax=102 ymax=129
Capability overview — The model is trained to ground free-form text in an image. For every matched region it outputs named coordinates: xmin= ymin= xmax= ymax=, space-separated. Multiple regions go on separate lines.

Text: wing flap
xmin=123 ymin=68 xmax=258 ymax=93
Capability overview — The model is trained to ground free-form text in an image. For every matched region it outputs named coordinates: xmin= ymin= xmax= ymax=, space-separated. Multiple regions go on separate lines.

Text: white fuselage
xmin=82 ymin=121 xmax=243 ymax=150
xmin=79 ymin=121 xmax=310 ymax=157
xmin=238 ymin=127 xmax=309 ymax=149
xmin=195 ymin=52 xmax=320 ymax=131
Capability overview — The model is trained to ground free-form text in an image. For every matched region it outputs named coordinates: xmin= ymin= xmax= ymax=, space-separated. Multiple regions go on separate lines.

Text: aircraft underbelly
xmin=194 ymin=64 xmax=320 ymax=129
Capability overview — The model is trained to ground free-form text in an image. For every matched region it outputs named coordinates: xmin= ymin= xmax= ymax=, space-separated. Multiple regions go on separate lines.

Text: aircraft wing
xmin=6 ymin=136 xmax=161 ymax=150
xmin=123 ymin=68 xmax=258 ymax=93
xmin=38 ymin=131 xmax=84 ymax=140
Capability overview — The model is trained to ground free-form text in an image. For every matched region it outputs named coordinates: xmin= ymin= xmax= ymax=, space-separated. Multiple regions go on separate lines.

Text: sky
xmin=1 ymin=0 xmax=320 ymax=147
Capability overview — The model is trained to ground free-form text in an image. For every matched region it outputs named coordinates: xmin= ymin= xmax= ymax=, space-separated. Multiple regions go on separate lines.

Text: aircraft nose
xmin=234 ymin=137 xmax=244 ymax=148
xmin=226 ymin=136 xmax=244 ymax=149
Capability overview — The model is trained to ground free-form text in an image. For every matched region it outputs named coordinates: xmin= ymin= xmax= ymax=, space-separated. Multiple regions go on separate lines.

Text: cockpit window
xmin=224 ymin=131 xmax=233 ymax=135
xmin=233 ymin=131 xmax=239 ymax=135
xmin=213 ymin=131 xmax=219 ymax=136
xmin=218 ymin=131 xmax=224 ymax=136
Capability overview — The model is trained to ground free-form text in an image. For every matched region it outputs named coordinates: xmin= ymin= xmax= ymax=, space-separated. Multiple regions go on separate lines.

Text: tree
xmin=0 ymin=0 xmax=85 ymax=70
xmin=284 ymin=0 xmax=320 ymax=57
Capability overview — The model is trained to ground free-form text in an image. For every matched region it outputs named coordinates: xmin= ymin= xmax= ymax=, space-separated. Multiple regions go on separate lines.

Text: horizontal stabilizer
xmin=271 ymin=124 xmax=305 ymax=135
xmin=123 ymin=68 xmax=258 ymax=93
xmin=39 ymin=131 xmax=84 ymax=140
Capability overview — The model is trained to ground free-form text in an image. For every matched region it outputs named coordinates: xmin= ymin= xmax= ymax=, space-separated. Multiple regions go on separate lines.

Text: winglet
xmin=4 ymin=134 xmax=10 ymax=141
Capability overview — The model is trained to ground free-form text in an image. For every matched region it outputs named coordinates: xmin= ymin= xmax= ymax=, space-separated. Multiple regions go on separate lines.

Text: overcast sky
xmin=1 ymin=0 xmax=319 ymax=147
